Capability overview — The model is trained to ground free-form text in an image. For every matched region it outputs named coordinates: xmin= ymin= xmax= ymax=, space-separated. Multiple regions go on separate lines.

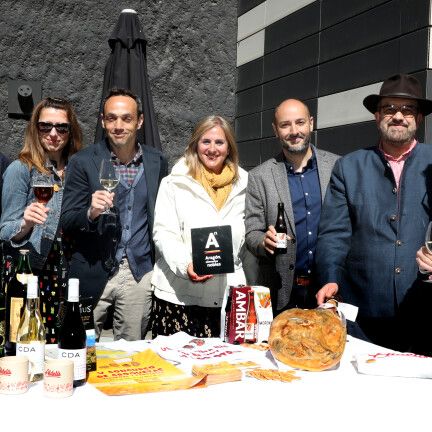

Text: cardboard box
xmin=221 ymin=286 xmax=273 ymax=344
xmin=252 ymin=286 xmax=273 ymax=343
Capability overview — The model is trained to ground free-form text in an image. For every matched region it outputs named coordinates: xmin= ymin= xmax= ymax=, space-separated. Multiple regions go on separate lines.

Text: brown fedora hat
xmin=363 ymin=73 xmax=432 ymax=115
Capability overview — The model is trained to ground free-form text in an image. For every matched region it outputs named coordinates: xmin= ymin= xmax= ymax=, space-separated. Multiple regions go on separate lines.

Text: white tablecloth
xmin=2 ymin=336 xmax=430 ymax=432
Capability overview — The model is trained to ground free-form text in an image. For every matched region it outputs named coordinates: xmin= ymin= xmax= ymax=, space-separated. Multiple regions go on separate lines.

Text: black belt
xmin=294 ymin=275 xmax=313 ymax=287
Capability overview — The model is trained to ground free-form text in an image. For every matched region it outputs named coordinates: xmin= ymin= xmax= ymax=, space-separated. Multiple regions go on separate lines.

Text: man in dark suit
xmin=245 ymin=99 xmax=339 ymax=314
xmin=316 ymin=74 xmax=432 ymax=352
xmin=61 ymin=88 xmax=168 ymax=341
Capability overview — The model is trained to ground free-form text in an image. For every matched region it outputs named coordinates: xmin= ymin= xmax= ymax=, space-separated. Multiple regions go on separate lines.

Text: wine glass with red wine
xmin=32 ymin=172 xmax=54 ymax=205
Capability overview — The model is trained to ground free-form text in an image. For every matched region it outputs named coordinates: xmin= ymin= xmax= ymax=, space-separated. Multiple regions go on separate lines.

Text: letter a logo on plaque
xmin=191 ymin=225 xmax=234 ymax=275
xmin=205 ymin=233 xmax=220 ymax=249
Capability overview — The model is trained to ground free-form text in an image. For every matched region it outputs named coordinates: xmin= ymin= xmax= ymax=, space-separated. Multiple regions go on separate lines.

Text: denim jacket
xmin=0 ymin=160 xmax=63 ymax=269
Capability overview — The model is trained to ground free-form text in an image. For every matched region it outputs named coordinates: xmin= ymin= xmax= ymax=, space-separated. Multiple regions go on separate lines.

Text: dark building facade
xmin=1 ymin=1 xmax=237 ymax=165
xmin=236 ymin=0 xmax=432 ymax=169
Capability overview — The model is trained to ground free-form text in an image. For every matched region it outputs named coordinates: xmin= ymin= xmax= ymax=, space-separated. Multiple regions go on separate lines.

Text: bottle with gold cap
xmin=16 ymin=275 xmax=46 ymax=382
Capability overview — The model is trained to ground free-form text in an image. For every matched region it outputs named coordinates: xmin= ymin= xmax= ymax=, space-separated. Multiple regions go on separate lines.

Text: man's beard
xmin=281 ymin=134 xmax=310 ymax=154
xmin=379 ymin=123 xmax=417 ymax=147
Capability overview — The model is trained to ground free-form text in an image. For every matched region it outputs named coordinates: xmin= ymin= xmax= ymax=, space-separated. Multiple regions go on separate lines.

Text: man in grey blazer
xmin=245 ymin=99 xmax=338 ymax=314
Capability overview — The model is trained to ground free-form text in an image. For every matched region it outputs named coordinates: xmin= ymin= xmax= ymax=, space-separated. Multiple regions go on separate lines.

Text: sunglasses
xmin=379 ymin=104 xmax=418 ymax=118
xmin=37 ymin=122 xmax=70 ymax=134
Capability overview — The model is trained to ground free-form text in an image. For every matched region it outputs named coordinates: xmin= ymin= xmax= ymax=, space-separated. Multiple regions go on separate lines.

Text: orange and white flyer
xmin=88 ymin=349 xmax=206 ymax=396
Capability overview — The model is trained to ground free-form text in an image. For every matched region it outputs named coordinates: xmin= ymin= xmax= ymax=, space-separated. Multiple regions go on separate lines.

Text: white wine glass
xmin=425 ymin=221 xmax=432 ymax=253
xmin=99 ymin=159 xmax=119 ymax=215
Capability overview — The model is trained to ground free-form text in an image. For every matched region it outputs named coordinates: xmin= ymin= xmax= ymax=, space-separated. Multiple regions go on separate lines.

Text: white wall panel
xmin=237 ymin=30 xmax=265 ymax=66
xmin=317 ymin=82 xmax=383 ymax=129
xmin=237 ymin=2 xmax=266 ymax=41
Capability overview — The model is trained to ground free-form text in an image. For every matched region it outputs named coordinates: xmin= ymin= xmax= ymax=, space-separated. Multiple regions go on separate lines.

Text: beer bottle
xmin=244 ymin=290 xmax=257 ymax=343
xmin=274 ymin=202 xmax=288 ymax=254
xmin=223 ymin=287 xmax=233 ymax=342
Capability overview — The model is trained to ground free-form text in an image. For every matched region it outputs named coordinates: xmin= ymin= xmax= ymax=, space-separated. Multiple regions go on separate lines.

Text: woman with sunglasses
xmin=0 ymin=97 xmax=83 ymax=343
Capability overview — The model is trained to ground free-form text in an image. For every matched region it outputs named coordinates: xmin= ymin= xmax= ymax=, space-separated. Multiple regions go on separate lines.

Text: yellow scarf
xmin=197 ymin=163 xmax=235 ymax=210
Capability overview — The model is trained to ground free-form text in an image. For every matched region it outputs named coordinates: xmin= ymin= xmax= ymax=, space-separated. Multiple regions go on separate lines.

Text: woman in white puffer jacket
xmin=151 ymin=115 xmax=248 ymax=338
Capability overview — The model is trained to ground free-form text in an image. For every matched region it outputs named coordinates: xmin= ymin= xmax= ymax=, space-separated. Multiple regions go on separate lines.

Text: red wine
xmin=57 ymin=279 xmax=87 ymax=387
xmin=33 ymin=186 xmax=54 ymax=204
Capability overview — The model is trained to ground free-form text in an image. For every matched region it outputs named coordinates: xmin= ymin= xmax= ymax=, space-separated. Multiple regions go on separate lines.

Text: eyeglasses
xmin=37 ymin=122 xmax=70 ymax=134
xmin=379 ymin=104 xmax=418 ymax=118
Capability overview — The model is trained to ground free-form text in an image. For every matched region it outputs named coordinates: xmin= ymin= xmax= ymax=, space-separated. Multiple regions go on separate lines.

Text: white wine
xmin=16 ymin=275 xmax=46 ymax=382
xmin=6 ymin=249 xmax=32 ymax=356
xmin=100 ymin=178 xmax=119 ymax=192
xmin=58 ymin=279 xmax=87 ymax=387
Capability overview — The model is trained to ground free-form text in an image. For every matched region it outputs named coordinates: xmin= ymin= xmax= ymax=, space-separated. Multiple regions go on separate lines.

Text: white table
xmin=2 ymin=336 xmax=430 ymax=432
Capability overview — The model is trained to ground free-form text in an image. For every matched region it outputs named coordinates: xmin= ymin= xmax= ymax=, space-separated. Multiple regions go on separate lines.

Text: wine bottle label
xmin=275 ymin=232 xmax=288 ymax=248
xmin=17 ymin=341 xmax=45 ymax=374
xmin=16 ymin=273 xmax=32 ymax=284
xmin=58 ymin=348 xmax=86 ymax=380
xmin=9 ymin=297 xmax=24 ymax=343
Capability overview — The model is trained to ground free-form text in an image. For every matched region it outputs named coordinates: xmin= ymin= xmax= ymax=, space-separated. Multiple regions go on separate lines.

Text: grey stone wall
xmin=0 ymin=0 xmax=237 ymax=166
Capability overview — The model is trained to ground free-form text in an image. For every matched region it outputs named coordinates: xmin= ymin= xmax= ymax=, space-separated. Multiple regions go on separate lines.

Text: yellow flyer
xmin=88 ymin=349 xmax=206 ymax=396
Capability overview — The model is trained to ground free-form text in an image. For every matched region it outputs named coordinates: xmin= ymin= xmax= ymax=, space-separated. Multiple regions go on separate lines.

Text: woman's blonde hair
xmin=184 ymin=115 xmax=239 ymax=181
xmin=19 ymin=97 xmax=83 ymax=173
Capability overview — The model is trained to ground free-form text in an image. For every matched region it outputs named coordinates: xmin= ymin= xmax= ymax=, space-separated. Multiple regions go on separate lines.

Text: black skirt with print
xmin=151 ymin=296 xmax=221 ymax=339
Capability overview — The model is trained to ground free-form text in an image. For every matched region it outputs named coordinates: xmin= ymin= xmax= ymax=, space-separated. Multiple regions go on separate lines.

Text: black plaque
xmin=191 ymin=225 xmax=234 ymax=275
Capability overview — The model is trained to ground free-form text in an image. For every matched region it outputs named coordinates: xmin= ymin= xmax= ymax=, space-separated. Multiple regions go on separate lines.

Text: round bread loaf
xmin=268 ymin=308 xmax=346 ymax=371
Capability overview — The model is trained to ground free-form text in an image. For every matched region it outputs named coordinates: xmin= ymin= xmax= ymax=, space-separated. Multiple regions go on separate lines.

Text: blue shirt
xmin=111 ymin=147 xmax=152 ymax=279
xmin=284 ymin=153 xmax=321 ymax=276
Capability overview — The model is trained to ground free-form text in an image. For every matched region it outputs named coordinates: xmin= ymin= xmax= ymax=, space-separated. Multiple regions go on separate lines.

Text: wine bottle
xmin=5 ymin=249 xmax=32 ymax=356
xmin=223 ymin=287 xmax=232 ymax=342
xmin=58 ymin=278 xmax=87 ymax=387
xmin=16 ymin=275 xmax=46 ymax=382
xmin=274 ymin=202 xmax=288 ymax=254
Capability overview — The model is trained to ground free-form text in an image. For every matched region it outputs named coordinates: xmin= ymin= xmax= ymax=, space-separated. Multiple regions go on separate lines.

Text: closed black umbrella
xmin=95 ymin=9 xmax=161 ymax=149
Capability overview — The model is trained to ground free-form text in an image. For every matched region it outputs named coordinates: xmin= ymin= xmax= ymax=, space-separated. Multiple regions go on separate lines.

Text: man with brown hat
xmin=315 ymin=73 xmax=432 ymax=352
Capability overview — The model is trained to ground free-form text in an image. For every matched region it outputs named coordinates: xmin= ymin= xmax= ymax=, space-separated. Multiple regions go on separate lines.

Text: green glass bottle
xmin=5 ymin=249 xmax=32 ymax=356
